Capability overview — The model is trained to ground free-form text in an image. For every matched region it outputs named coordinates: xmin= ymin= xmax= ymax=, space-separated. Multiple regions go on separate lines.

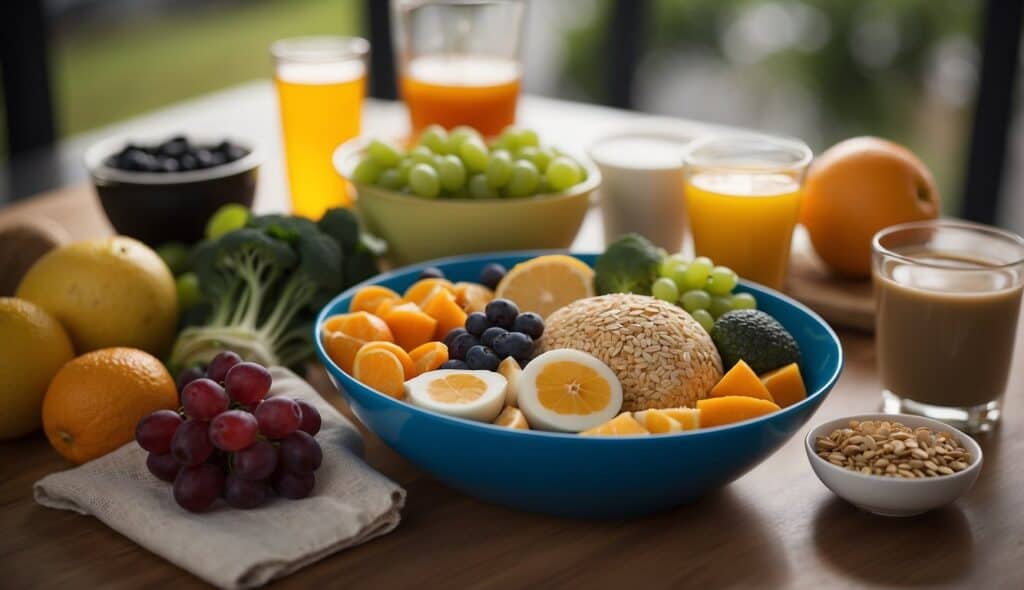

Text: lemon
xmin=0 ymin=298 xmax=75 ymax=440
xmin=16 ymin=237 xmax=178 ymax=356
xmin=494 ymin=255 xmax=594 ymax=318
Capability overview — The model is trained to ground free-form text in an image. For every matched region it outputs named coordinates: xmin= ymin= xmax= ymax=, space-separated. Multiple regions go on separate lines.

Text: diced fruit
xmin=404 ymin=370 xmax=507 ymax=422
xmin=350 ymin=286 xmax=401 ymax=315
xmin=352 ymin=347 xmax=407 ymax=399
xmin=381 ymin=303 xmax=438 ymax=351
xmin=409 ymin=341 xmax=449 ymax=375
xmin=324 ymin=311 xmax=394 ymax=343
xmin=658 ymin=407 xmax=700 ymax=430
xmin=403 ymin=278 xmax=455 ymax=307
xmin=517 ymin=349 xmax=623 ymax=432
xmin=493 ymin=406 xmax=530 ymax=429
xmin=421 ymin=290 xmax=468 ymax=341
xmin=373 ymin=298 xmax=400 ymax=317
xmin=696 ymin=396 xmax=781 ymax=427
xmin=632 ymin=410 xmax=682 ymax=434
xmin=710 ymin=309 xmax=801 ymax=373
xmin=497 ymin=357 xmax=522 ymax=407
xmin=760 ymin=363 xmax=807 ymax=408
xmin=495 ymin=255 xmax=595 ymax=318
xmin=358 ymin=341 xmax=416 ymax=380
xmin=580 ymin=412 xmax=649 ymax=436
xmin=452 ymin=282 xmax=494 ymax=313
xmin=709 ymin=359 xmax=775 ymax=402
xmin=323 ymin=331 xmax=365 ymax=375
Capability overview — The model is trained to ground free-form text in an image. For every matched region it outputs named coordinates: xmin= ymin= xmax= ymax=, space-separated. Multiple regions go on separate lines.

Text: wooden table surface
xmin=2 ymin=90 xmax=1023 ymax=589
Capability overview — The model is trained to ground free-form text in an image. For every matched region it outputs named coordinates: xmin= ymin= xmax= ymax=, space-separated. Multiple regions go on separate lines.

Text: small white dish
xmin=805 ymin=413 xmax=983 ymax=517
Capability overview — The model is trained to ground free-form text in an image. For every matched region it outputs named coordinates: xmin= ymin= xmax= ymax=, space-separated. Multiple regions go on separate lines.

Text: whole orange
xmin=800 ymin=137 xmax=940 ymax=278
xmin=42 ymin=347 xmax=178 ymax=464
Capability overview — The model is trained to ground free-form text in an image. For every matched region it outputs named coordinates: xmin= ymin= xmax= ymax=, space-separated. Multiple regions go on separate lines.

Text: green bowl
xmin=333 ymin=138 xmax=600 ymax=266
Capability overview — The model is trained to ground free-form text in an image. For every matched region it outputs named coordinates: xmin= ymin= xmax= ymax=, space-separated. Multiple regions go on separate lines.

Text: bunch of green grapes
xmin=351 ymin=125 xmax=587 ymax=199
xmin=650 ymin=255 xmax=757 ymax=332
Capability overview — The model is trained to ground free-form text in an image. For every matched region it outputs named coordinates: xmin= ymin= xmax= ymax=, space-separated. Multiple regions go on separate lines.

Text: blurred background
xmin=1 ymin=0 xmax=1021 ymax=232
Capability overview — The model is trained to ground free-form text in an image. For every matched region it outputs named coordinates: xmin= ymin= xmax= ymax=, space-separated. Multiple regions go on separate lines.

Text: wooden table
xmin=2 ymin=87 xmax=1023 ymax=589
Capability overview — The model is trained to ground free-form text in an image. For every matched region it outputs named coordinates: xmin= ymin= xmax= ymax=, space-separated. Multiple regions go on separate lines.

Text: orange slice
xmin=697 ymin=396 xmax=780 ymax=427
xmin=359 ymin=341 xmax=415 ymax=380
xmin=353 ymin=347 xmax=407 ymax=399
xmin=494 ymin=254 xmax=594 ymax=317
xmin=409 ymin=341 xmax=449 ymax=375
xmin=633 ymin=410 xmax=683 ymax=434
xmin=493 ymin=406 xmax=530 ymax=429
xmin=517 ymin=349 xmax=623 ymax=432
xmin=453 ymin=282 xmax=494 ymax=313
xmin=581 ymin=412 xmax=649 ymax=436
xmin=324 ymin=311 xmax=394 ymax=343
xmin=323 ymin=331 xmax=366 ymax=375
xmin=350 ymin=286 xmax=400 ymax=315
xmin=380 ymin=302 xmax=438 ymax=351
xmin=403 ymin=278 xmax=455 ymax=307
xmin=421 ymin=288 xmax=468 ymax=341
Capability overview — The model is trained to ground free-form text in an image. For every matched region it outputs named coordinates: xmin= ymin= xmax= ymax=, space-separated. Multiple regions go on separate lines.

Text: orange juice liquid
xmin=401 ymin=54 xmax=520 ymax=136
xmin=275 ymin=60 xmax=365 ymax=219
xmin=685 ymin=172 xmax=802 ymax=289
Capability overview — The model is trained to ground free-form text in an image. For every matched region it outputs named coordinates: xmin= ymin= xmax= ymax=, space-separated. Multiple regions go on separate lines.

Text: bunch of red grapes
xmin=135 ymin=351 xmax=323 ymax=512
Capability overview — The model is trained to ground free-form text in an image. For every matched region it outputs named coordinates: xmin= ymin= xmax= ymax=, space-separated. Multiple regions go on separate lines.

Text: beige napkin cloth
xmin=34 ymin=367 xmax=405 ymax=589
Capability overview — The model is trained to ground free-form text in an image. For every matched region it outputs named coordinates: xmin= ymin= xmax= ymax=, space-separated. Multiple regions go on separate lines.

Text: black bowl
xmin=84 ymin=135 xmax=262 ymax=245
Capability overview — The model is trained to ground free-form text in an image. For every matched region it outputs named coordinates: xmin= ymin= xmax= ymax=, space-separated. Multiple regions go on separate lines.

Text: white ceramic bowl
xmin=805 ymin=413 xmax=983 ymax=517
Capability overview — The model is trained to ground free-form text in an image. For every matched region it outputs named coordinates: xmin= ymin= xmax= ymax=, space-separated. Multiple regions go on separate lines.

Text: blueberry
xmin=418 ymin=266 xmax=445 ymax=280
xmin=493 ymin=331 xmax=533 ymax=360
xmin=485 ymin=299 xmax=519 ymax=329
xmin=479 ymin=263 xmax=507 ymax=290
xmin=465 ymin=312 xmax=490 ymax=336
xmin=512 ymin=312 xmax=544 ymax=339
xmin=443 ymin=327 xmax=468 ymax=348
xmin=195 ymin=149 xmax=217 ymax=168
xmin=440 ymin=359 xmax=469 ymax=370
xmin=480 ymin=326 xmax=507 ymax=348
xmin=159 ymin=157 xmax=180 ymax=173
xmin=178 ymin=153 xmax=199 ymax=171
xmin=448 ymin=332 xmax=479 ymax=360
xmin=159 ymin=135 xmax=190 ymax=158
xmin=465 ymin=345 xmax=500 ymax=371
xmin=116 ymin=148 xmax=156 ymax=171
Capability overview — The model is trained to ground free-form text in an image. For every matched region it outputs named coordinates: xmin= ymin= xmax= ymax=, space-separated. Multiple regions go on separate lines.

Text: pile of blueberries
xmin=106 ymin=135 xmax=249 ymax=173
xmin=441 ymin=299 xmax=544 ymax=371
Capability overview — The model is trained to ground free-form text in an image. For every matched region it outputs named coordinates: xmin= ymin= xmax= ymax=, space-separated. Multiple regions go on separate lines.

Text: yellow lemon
xmin=494 ymin=254 xmax=594 ymax=317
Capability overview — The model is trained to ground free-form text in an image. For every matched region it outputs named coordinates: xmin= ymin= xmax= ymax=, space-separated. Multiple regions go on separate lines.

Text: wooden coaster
xmin=785 ymin=228 xmax=875 ymax=333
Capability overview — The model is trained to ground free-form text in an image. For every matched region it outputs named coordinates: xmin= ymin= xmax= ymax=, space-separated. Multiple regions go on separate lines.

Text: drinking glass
xmin=683 ymin=135 xmax=812 ymax=289
xmin=272 ymin=36 xmax=369 ymax=219
xmin=873 ymin=220 xmax=1024 ymax=433
xmin=394 ymin=0 xmax=525 ymax=136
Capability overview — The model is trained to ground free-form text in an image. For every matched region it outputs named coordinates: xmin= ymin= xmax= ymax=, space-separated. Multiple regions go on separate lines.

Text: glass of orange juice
xmin=395 ymin=0 xmax=525 ymax=136
xmin=683 ymin=135 xmax=813 ymax=290
xmin=272 ymin=36 xmax=369 ymax=219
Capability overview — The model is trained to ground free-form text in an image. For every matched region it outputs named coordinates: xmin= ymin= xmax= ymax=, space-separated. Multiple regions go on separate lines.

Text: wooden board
xmin=786 ymin=228 xmax=875 ymax=333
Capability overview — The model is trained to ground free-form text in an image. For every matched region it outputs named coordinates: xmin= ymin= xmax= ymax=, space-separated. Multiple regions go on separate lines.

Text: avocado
xmin=710 ymin=309 xmax=801 ymax=374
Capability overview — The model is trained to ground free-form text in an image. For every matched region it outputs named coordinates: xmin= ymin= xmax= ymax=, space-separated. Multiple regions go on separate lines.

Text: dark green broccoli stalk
xmin=593 ymin=233 xmax=663 ymax=295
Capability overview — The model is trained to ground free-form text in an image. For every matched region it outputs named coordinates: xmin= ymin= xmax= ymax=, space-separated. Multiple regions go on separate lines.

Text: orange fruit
xmin=495 ymin=255 xmax=594 ymax=317
xmin=409 ymin=341 xmax=449 ymax=375
xmin=696 ymin=396 xmax=780 ymax=428
xmin=350 ymin=286 xmax=400 ymax=315
xmin=42 ymin=347 xmax=178 ymax=464
xmin=352 ymin=347 xmax=407 ymax=399
xmin=453 ymin=282 xmax=494 ymax=313
xmin=323 ymin=311 xmax=394 ymax=342
xmin=800 ymin=137 xmax=940 ymax=278
xmin=403 ymin=278 xmax=455 ymax=307
xmin=323 ymin=331 xmax=365 ymax=375
xmin=709 ymin=359 xmax=774 ymax=402
xmin=421 ymin=289 xmax=468 ymax=340
xmin=380 ymin=302 xmax=438 ymax=351
xmin=580 ymin=412 xmax=649 ymax=436
xmin=493 ymin=406 xmax=530 ymax=430
xmin=359 ymin=341 xmax=415 ymax=380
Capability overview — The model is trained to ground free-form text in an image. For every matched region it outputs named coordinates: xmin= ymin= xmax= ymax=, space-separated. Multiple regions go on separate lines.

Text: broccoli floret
xmin=593 ymin=233 xmax=663 ymax=295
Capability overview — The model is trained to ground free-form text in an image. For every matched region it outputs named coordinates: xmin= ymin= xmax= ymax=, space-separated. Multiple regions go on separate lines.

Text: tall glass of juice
xmin=272 ymin=36 xmax=368 ymax=219
xmin=395 ymin=0 xmax=525 ymax=136
xmin=683 ymin=135 xmax=813 ymax=289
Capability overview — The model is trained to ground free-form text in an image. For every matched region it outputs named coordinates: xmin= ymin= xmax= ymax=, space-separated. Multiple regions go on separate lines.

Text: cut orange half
xmin=359 ymin=341 xmax=415 ymax=380
xmin=493 ymin=406 xmax=530 ymax=430
xmin=409 ymin=341 xmax=449 ymax=375
xmin=353 ymin=347 xmax=407 ymax=399
xmin=494 ymin=255 xmax=594 ymax=318
xmin=517 ymin=349 xmax=623 ymax=432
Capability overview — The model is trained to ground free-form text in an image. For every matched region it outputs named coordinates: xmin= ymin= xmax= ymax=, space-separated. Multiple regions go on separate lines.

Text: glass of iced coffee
xmin=873 ymin=220 xmax=1024 ymax=432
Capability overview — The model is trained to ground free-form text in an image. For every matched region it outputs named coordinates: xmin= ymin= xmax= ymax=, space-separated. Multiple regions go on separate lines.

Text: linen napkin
xmin=34 ymin=367 xmax=405 ymax=589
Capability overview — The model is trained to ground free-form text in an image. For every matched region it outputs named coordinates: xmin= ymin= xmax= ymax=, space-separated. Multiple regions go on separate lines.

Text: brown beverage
xmin=875 ymin=250 xmax=1024 ymax=408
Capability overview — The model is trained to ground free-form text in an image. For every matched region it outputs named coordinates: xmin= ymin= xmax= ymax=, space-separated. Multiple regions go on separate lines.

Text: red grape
xmin=146 ymin=452 xmax=181 ymax=482
xmin=206 ymin=350 xmax=242 ymax=383
xmin=209 ymin=410 xmax=258 ymax=452
xmin=232 ymin=439 xmax=278 ymax=481
xmin=171 ymin=419 xmax=214 ymax=466
xmin=181 ymin=378 xmax=229 ymax=420
xmin=136 ymin=410 xmax=183 ymax=454
xmin=176 ymin=366 xmax=205 ymax=393
xmin=173 ymin=463 xmax=225 ymax=512
xmin=225 ymin=362 xmax=272 ymax=406
xmin=224 ymin=473 xmax=268 ymax=509
xmin=295 ymin=400 xmax=322 ymax=436
xmin=255 ymin=397 xmax=302 ymax=439
xmin=272 ymin=469 xmax=315 ymax=499
xmin=279 ymin=431 xmax=322 ymax=473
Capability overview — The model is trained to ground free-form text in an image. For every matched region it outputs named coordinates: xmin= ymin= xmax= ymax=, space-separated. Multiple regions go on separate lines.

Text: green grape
xmin=532 ymin=147 xmax=555 ymax=172
xmin=156 ymin=242 xmax=190 ymax=276
xmin=517 ymin=146 xmax=540 ymax=163
xmin=449 ymin=125 xmax=481 ymax=150
xmin=536 ymin=177 xmax=553 ymax=194
xmin=486 ymin=149 xmax=513 ymax=188
xmin=516 ymin=128 xmax=540 ymax=148
xmin=459 ymin=137 xmax=490 ymax=172
xmin=731 ymin=292 xmax=758 ymax=310
xmin=709 ymin=294 xmax=734 ymax=318
xmin=680 ymin=289 xmax=711 ymax=312
xmin=706 ymin=265 xmax=739 ymax=295
xmin=437 ymin=155 xmax=467 ymax=191
xmin=352 ymin=158 xmax=382 ymax=185
xmin=546 ymin=156 xmax=583 ymax=191
xmin=468 ymin=174 xmax=499 ymax=199
xmin=652 ymin=277 xmax=679 ymax=303
xmin=681 ymin=256 xmax=713 ymax=290
xmin=505 ymin=160 xmax=540 ymax=197
xmin=408 ymin=163 xmax=441 ymax=198
xmin=408 ymin=145 xmax=434 ymax=164
xmin=205 ymin=203 xmax=251 ymax=240
xmin=396 ymin=158 xmax=414 ymax=183
xmin=495 ymin=126 xmax=522 ymax=151
xmin=418 ymin=124 xmax=450 ymax=154
xmin=176 ymin=272 xmax=202 ymax=309
xmin=377 ymin=168 xmax=404 ymax=190
xmin=367 ymin=139 xmax=402 ymax=167
xmin=659 ymin=253 xmax=687 ymax=278
xmin=690 ymin=309 xmax=714 ymax=332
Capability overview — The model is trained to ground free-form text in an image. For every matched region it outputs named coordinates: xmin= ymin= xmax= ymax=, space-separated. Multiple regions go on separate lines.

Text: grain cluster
xmin=815 ymin=420 xmax=971 ymax=478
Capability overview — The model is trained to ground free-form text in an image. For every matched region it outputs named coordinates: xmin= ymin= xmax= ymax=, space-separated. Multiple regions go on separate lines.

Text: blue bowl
xmin=315 ymin=252 xmax=843 ymax=518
